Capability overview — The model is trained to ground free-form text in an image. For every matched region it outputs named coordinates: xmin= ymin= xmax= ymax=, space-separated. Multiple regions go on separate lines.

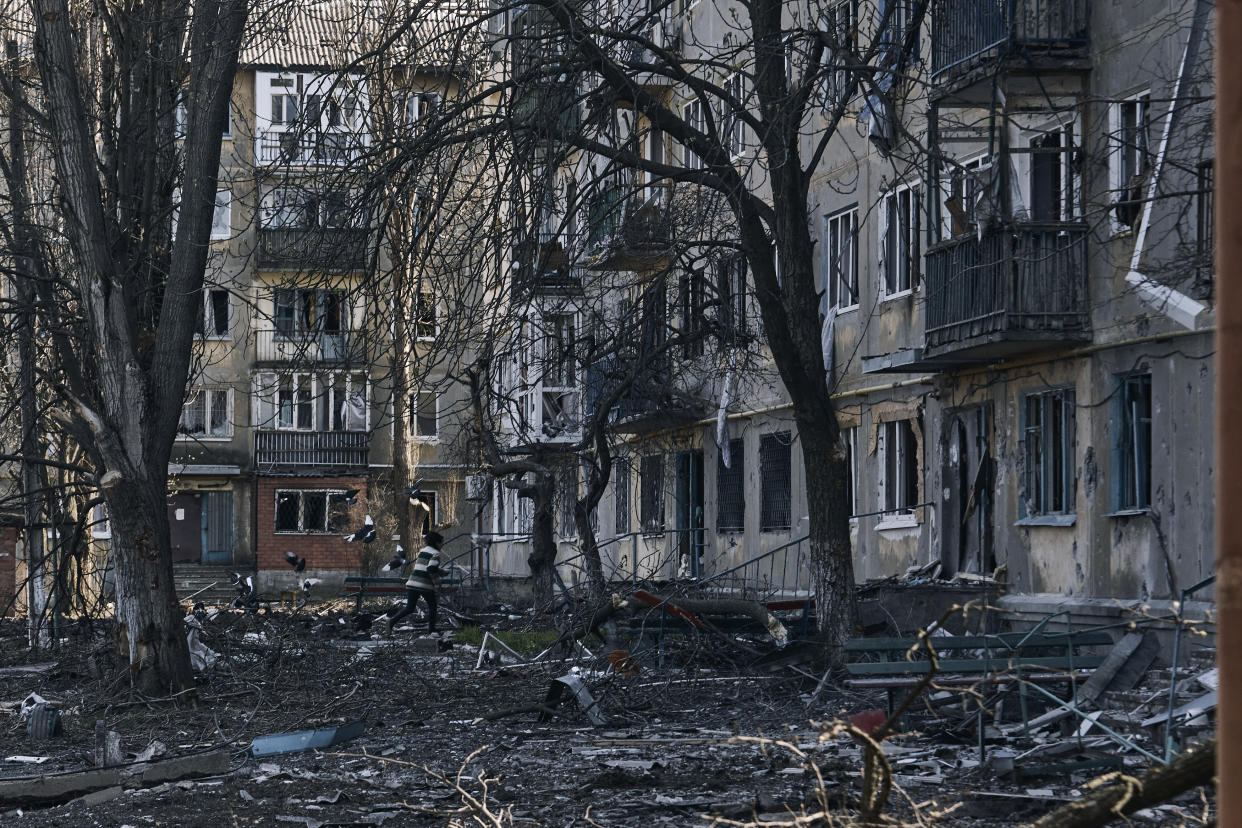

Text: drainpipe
xmin=1216 ymin=0 xmax=1240 ymax=820
xmin=1123 ymin=0 xmax=1212 ymax=329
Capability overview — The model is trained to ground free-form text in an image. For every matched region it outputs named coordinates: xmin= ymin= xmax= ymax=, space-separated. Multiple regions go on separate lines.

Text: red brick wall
xmin=255 ymin=477 xmax=377 ymax=572
xmin=0 ymin=527 xmax=16 ymax=616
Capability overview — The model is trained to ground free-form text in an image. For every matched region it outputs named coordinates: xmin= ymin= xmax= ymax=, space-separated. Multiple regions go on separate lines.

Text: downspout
xmin=1124 ymin=0 xmax=1212 ymax=330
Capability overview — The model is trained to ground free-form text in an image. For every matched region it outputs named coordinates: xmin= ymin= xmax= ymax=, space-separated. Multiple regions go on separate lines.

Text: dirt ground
xmin=0 ymin=604 xmax=1217 ymax=827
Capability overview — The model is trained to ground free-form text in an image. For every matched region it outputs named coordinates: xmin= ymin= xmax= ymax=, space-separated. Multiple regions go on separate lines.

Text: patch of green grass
xmin=455 ymin=627 xmax=560 ymax=655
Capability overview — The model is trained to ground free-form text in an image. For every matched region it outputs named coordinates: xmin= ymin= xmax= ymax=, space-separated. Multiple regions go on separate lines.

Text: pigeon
xmin=401 ymin=482 xmax=430 ymax=511
xmin=229 ymin=571 xmax=244 ymax=587
xmin=344 ymin=514 xmax=377 ymax=543
xmin=383 ymin=544 xmax=408 ymax=572
xmin=342 ymin=488 xmax=359 ymax=505
xmin=284 ymin=551 xmax=307 ymax=572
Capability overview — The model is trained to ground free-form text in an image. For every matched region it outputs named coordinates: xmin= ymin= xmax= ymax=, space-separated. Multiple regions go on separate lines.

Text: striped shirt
xmin=406 ymin=544 xmax=442 ymax=590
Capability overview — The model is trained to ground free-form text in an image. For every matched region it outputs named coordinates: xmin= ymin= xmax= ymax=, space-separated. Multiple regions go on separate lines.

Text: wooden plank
xmin=845 ymin=655 xmax=1105 ymax=676
xmin=1076 ymin=632 xmax=1146 ymax=702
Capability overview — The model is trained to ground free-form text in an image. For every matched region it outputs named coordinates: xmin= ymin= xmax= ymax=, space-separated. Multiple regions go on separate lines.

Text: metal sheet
xmin=251 ymin=720 xmax=366 ymax=757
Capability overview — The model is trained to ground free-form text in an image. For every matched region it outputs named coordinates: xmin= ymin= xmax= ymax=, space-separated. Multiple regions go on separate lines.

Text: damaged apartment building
xmin=480 ymin=0 xmax=1216 ymax=620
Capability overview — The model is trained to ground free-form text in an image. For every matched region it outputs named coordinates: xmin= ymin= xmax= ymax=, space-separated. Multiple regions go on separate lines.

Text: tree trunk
xmin=1023 ymin=739 xmax=1215 ymax=828
xmin=524 ymin=471 xmax=557 ymax=609
xmin=573 ymin=502 xmax=607 ymax=600
xmin=105 ymin=477 xmax=195 ymax=696
xmin=801 ymin=420 xmax=857 ymax=664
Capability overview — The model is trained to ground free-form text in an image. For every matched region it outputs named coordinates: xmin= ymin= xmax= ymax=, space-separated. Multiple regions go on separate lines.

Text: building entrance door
xmin=675 ymin=450 xmax=704 ymax=578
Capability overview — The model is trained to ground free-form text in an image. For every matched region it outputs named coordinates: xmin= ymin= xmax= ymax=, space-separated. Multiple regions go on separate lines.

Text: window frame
xmin=1113 ymin=373 xmax=1152 ymax=512
xmin=1109 ymin=90 xmax=1152 ymax=232
xmin=416 ymin=292 xmax=439 ymax=341
xmin=720 ymin=72 xmax=747 ymax=158
xmin=614 ymin=456 xmax=631 ymax=535
xmin=821 ymin=0 xmax=856 ymax=109
xmin=210 ymin=190 xmax=232 ymax=240
xmin=880 ymin=181 xmax=922 ymax=298
xmin=1021 ymin=388 xmax=1077 ymax=519
xmin=682 ymin=98 xmax=706 ymax=170
xmin=410 ymin=389 xmax=439 ymax=441
xmin=823 ymin=205 xmax=859 ymax=310
xmin=716 ymin=438 xmax=745 ymax=533
xmin=177 ymin=387 xmax=233 ymax=441
xmin=274 ymin=488 xmax=352 ymax=534
xmin=194 ymin=288 xmax=232 ymax=340
xmin=639 ymin=453 xmax=666 ymax=535
xmin=253 ymin=371 xmax=370 ymax=433
xmin=759 ymin=431 xmax=793 ymax=532
xmin=878 ymin=419 xmax=919 ymax=519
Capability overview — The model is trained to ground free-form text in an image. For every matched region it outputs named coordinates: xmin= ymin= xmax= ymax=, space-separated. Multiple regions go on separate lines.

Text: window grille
xmin=760 ymin=432 xmax=792 ymax=531
xmin=614 ymin=457 xmax=631 ymax=534
xmin=640 ymin=454 xmax=665 ymax=534
xmin=716 ymin=438 xmax=745 ymax=531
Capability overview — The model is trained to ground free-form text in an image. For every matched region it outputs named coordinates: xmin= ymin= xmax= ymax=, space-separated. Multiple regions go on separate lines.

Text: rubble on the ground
xmin=0 ymin=598 xmax=1217 ymax=827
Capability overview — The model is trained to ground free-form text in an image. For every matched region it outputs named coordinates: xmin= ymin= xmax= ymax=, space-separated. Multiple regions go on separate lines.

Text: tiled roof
xmin=242 ymin=0 xmax=477 ymax=72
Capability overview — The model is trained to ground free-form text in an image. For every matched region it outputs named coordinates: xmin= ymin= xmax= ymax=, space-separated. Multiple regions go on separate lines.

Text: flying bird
xmin=284 ymin=551 xmax=307 ymax=572
xmin=342 ymin=488 xmax=359 ymax=505
xmin=402 ymin=481 xmax=431 ymax=511
xmin=344 ymin=514 xmax=376 ymax=543
xmin=383 ymin=544 xmax=408 ymax=572
xmin=301 ymin=578 xmax=322 ymax=597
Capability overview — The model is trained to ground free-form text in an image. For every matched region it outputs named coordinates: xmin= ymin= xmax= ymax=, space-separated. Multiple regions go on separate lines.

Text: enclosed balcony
xmin=252 ymin=329 xmax=368 ymax=366
xmin=255 ymin=129 xmax=366 ymax=167
xmin=923 ymin=222 xmax=1089 ymax=360
xmin=931 ymin=0 xmax=1090 ymax=86
xmin=254 ymin=430 xmax=368 ymax=469
xmin=256 ymin=227 xmax=369 ymax=271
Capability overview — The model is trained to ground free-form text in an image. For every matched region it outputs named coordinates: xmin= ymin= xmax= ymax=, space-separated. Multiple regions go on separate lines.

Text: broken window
xmin=640 ymin=454 xmax=665 ymax=534
xmin=880 ymin=182 xmax=920 ymax=295
xmin=195 ymin=289 xmax=231 ymax=338
xmin=410 ymin=390 xmax=438 ymax=439
xmin=1114 ymin=374 xmax=1152 ymax=511
xmin=273 ymin=288 xmax=346 ymax=335
xmin=843 ymin=426 xmax=858 ymax=518
xmin=823 ymin=207 xmax=858 ymax=309
xmin=821 ymin=0 xmax=855 ymax=108
xmin=1023 ymin=388 xmax=1076 ymax=517
xmin=716 ymin=438 xmax=745 ymax=532
xmin=1197 ymin=160 xmax=1214 ymax=290
xmin=720 ymin=72 xmax=746 ymax=157
xmin=760 ymin=432 xmax=792 ymax=532
xmin=275 ymin=489 xmax=350 ymax=533
xmin=178 ymin=388 xmax=231 ymax=438
xmin=1029 ymin=123 xmax=1078 ymax=222
xmin=880 ymin=419 xmax=919 ymax=515
xmin=614 ymin=457 xmax=631 ymax=534
xmin=716 ymin=255 xmax=748 ymax=341
xmin=1110 ymin=92 xmax=1151 ymax=229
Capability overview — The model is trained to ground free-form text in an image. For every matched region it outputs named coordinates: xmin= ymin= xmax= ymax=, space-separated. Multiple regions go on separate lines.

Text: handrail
xmin=695 ymin=534 xmax=810 ymax=589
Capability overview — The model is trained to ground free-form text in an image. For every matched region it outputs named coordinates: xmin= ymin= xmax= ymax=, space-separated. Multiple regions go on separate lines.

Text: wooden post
xmin=1216 ymin=0 xmax=1240 ymax=821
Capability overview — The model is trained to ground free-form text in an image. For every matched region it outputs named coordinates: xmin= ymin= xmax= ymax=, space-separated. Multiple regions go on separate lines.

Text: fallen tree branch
xmin=1023 ymin=738 xmax=1216 ymax=828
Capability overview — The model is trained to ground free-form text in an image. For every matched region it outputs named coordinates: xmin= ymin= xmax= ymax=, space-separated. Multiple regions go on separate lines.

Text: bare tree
xmin=0 ymin=0 xmax=248 ymax=692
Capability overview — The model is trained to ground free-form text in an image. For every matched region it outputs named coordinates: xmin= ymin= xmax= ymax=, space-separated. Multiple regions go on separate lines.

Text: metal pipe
xmin=1216 ymin=0 xmax=1240 ymax=817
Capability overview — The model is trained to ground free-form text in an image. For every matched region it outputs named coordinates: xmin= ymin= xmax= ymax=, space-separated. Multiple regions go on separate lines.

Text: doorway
xmin=940 ymin=407 xmax=994 ymax=576
xmin=167 ymin=490 xmax=234 ymax=565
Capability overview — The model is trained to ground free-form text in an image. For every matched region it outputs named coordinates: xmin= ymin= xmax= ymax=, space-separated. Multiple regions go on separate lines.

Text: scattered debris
xmin=540 ymin=674 xmax=606 ymax=726
xmin=251 ymin=721 xmax=366 ymax=758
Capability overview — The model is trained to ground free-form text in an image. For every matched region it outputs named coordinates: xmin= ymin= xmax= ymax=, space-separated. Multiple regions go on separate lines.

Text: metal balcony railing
xmin=254 ymin=430 xmax=368 ymax=468
xmin=924 ymin=222 xmax=1088 ymax=352
xmin=256 ymin=227 xmax=369 ymax=271
xmin=255 ymin=129 xmax=367 ymax=166
xmin=931 ymin=0 xmax=1090 ymax=77
xmin=252 ymin=329 xmax=368 ymax=365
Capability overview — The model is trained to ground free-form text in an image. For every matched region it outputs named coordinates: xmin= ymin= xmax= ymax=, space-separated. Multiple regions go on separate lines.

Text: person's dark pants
xmin=389 ymin=586 xmax=437 ymax=631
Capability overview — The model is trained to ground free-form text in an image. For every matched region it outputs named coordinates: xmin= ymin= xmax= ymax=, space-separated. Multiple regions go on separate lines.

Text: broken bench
xmin=342 ymin=570 xmax=464 ymax=611
xmin=844 ymin=629 xmax=1113 ymax=738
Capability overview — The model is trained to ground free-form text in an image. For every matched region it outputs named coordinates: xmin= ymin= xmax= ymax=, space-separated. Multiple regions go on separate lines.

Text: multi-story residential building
xmin=163 ymin=4 xmax=476 ymax=596
xmin=479 ymin=0 xmax=1216 ymax=621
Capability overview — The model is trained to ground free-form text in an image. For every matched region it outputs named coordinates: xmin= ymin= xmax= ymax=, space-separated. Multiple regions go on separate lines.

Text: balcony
xmin=252 ymin=330 xmax=368 ymax=366
xmin=586 ymin=187 xmax=672 ymax=271
xmin=932 ymin=0 xmax=1089 ymax=84
xmin=513 ymin=238 xmax=581 ymax=295
xmin=923 ymin=222 xmax=1089 ymax=360
xmin=586 ymin=355 xmax=707 ymax=434
xmin=256 ymin=227 xmax=369 ymax=271
xmin=254 ymin=430 xmax=368 ymax=469
xmin=255 ymin=129 xmax=367 ymax=167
